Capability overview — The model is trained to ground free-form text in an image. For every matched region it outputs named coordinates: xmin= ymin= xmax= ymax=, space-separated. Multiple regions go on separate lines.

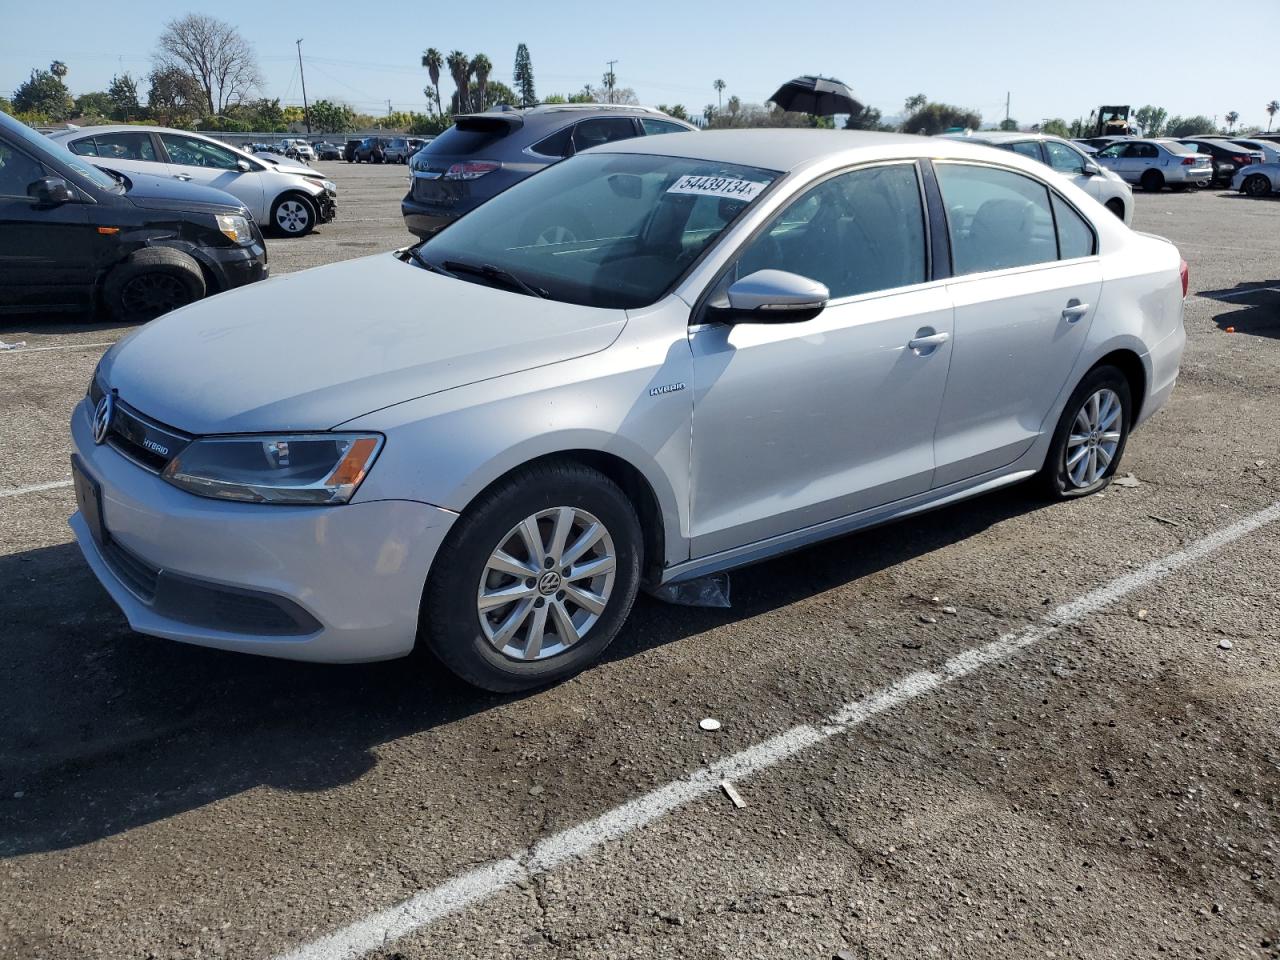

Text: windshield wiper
xmin=402 ymin=246 xmax=455 ymax=278
xmin=443 ymin=259 xmax=547 ymax=299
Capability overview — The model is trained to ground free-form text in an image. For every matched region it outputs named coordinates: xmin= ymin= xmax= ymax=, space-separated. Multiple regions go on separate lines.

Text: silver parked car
xmin=70 ymin=131 xmax=1186 ymax=690
xmin=941 ymin=131 xmax=1133 ymax=223
xmin=1231 ymin=161 xmax=1280 ymax=196
xmin=1093 ymin=138 xmax=1213 ymax=191
xmin=49 ymin=126 xmax=337 ymax=236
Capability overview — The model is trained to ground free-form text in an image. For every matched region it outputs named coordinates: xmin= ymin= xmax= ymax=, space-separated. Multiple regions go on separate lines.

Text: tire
xmin=1139 ymin=170 xmax=1164 ymax=192
xmin=1244 ymin=174 xmax=1271 ymax=197
xmin=1039 ymin=365 xmax=1132 ymax=499
xmin=422 ymin=461 xmax=643 ymax=692
xmin=1104 ymin=198 xmax=1125 ymax=220
xmin=103 ymin=247 xmax=206 ymax=322
xmin=1170 ymin=183 xmax=1189 ymax=193
xmin=270 ymin=192 xmax=317 ymax=237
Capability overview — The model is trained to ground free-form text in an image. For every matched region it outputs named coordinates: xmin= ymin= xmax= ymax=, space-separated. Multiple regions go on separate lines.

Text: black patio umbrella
xmin=768 ymin=75 xmax=862 ymax=116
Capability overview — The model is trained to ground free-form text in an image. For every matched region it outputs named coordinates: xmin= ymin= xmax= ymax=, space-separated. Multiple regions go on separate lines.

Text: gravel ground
xmin=1 ymin=162 xmax=1277 ymax=960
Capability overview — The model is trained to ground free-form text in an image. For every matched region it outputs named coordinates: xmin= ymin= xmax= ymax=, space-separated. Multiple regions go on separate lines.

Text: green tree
xmin=904 ymin=92 xmax=927 ymax=113
xmin=446 ymin=50 xmax=471 ymax=113
xmin=147 ymin=65 xmax=205 ymax=127
xmin=1039 ymin=118 xmax=1070 ymax=138
xmin=901 ymin=101 xmax=982 ymax=135
xmin=1224 ymin=110 xmax=1239 ymax=132
xmin=663 ymin=104 xmax=689 ymax=121
xmin=75 ymin=92 xmax=114 ymax=118
xmin=407 ymin=112 xmax=451 ymax=136
xmin=0 ymin=96 xmax=12 ymax=115
xmin=470 ymin=54 xmax=492 ymax=111
xmin=512 ymin=43 xmax=536 ymax=108
xmin=1165 ymin=114 xmax=1215 ymax=138
xmin=421 ymin=48 xmax=444 ymax=115
xmin=107 ymin=73 xmax=141 ymax=120
xmin=308 ymin=99 xmax=356 ymax=133
xmin=1134 ymin=105 xmax=1167 ymax=137
xmin=13 ymin=68 xmax=73 ymax=120
xmin=50 ymin=60 xmax=68 ymax=79
xmin=1267 ymin=100 xmax=1279 ymax=132
xmin=998 ymin=117 xmax=1018 ymax=131
xmin=713 ymin=78 xmax=726 ymax=111
xmin=843 ymin=103 xmax=887 ymax=130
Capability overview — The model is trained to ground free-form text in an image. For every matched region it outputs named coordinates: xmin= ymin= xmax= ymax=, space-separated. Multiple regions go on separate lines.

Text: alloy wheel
xmin=477 ymin=506 xmax=616 ymax=661
xmin=275 ymin=199 xmax=311 ymax=234
xmin=119 ymin=273 xmax=191 ymax=316
xmin=1065 ymin=388 xmax=1122 ymax=488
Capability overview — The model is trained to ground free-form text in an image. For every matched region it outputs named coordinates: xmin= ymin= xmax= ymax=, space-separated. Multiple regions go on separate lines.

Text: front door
xmin=688 ymin=162 xmax=952 ymax=557
xmin=158 ymin=133 xmax=265 ymax=220
xmin=930 ymin=161 xmax=1104 ymax=485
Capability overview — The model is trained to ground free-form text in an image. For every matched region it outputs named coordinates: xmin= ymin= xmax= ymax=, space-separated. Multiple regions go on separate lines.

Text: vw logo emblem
xmin=537 ymin=570 xmax=562 ymax=595
xmin=92 ymin=393 xmax=114 ymax=445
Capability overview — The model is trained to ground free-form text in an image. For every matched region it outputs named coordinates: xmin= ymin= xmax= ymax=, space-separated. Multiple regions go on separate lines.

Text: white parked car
xmin=1217 ymin=137 xmax=1280 ymax=164
xmin=50 ymin=126 xmax=337 ymax=236
xmin=941 ymin=131 xmax=1133 ymax=223
xmin=1093 ymin=138 xmax=1213 ymax=192
xmin=70 ymin=131 xmax=1186 ymax=690
xmin=1231 ymin=162 xmax=1280 ymax=196
xmin=279 ymin=138 xmax=317 ymax=162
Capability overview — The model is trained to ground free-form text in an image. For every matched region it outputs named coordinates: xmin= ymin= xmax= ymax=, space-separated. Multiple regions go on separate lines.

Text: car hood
xmin=256 ymin=154 xmax=315 ymax=174
xmin=98 ymin=253 xmax=627 ymax=434
xmin=118 ymin=173 xmax=248 ymax=215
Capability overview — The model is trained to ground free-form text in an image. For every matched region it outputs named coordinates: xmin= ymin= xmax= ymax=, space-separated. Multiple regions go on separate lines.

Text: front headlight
xmin=215 ymin=214 xmax=254 ymax=245
xmin=161 ymin=434 xmax=383 ymax=505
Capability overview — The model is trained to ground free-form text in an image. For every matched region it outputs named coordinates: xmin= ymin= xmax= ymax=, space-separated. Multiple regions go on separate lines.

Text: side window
xmin=90 ymin=132 xmax=157 ymax=162
xmin=68 ymin=138 xmax=99 ymax=157
xmin=1044 ymin=140 xmax=1087 ymax=174
xmin=1128 ymin=143 xmax=1157 ymax=159
xmin=529 ymin=126 xmax=573 ymax=158
xmin=572 ymin=118 xmax=638 ymax=152
xmin=160 ymin=134 xmax=240 ymax=170
xmin=1097 ymin=143 xmax=1125 ymax=158
xmin=641 ymin=119 xmax=687 ymax=136
xmin=0 ymin=142 xmax=45 ymax=198
xmin=1010 ymin=141 xmax=1044 ymax=162
xmin=733 ymin=163 xmax=927 ymax=299
xmin=1052 ymin=195 xmax=1095 ymax=260
xmin=935 ymin=163 xmax=1057 ymax=274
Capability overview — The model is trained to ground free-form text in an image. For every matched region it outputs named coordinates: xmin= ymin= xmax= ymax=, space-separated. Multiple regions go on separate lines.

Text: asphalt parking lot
xmin=2 ymin=161 xmax=1278 ymax=960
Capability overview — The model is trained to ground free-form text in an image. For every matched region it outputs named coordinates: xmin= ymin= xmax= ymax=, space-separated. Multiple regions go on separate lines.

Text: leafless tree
xmin=154 ymin=14 xmax=262 ymax=115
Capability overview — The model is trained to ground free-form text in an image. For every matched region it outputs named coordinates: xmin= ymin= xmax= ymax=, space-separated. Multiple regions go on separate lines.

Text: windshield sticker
xmin=667 ymin=175 xmax=766 ymax=202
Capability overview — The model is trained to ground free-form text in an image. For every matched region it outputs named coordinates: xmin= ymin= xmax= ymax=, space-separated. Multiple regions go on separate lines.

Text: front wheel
xmin=103 ymin=247 xmax=206 ymax=322
xmin=1244 ymin=174 xmax=1271 ymax=197
xmin=1040 ymin=366 xmax=1132 ymax=499
xmin=422 ymin=461 xmax=642 ymax=692
xmin=270 ymin=193 xmax=317 ymax=236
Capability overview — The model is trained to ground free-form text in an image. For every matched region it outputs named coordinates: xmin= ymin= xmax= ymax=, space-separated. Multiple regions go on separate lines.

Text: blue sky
xmin=2 ymin=0 xmax=1274 ymax=130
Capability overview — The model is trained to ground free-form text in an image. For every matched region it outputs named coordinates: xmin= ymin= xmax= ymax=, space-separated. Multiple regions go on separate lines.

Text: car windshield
xmin=415 ymin=152 xmax=780 ymax=309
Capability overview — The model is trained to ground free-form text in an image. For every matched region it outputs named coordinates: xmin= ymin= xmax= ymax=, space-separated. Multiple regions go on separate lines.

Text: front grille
xmin=89 ymin=380 xmax=192 ymax=474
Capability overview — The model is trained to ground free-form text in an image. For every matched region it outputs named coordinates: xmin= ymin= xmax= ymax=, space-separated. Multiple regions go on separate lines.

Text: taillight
xmin=1233 ymin=155 xmax=1249 ymax=165
xmin=1179 ymin=259 xmax=1189 ymax=299
xmin=443 ymin=161 xmax=500 ymax=180
xmin=1180 ymin=156 xmax=1197 ymax=165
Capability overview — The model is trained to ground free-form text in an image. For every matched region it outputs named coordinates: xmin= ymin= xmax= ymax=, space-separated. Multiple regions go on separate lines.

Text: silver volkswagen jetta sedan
xmin=70 ymin=131 xmax=1187 ymax=691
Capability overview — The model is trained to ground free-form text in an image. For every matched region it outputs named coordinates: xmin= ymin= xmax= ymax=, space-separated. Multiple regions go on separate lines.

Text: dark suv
xmin=401 ymin=104 xmax=695 ymax=238
xmin=0 ymin=111 xmax=267 ymax=320
xmin=354 ymin=137 xmax=389 ymax=163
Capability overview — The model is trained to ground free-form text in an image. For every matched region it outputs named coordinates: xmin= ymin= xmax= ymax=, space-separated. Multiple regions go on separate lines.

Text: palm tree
xmin=50 ymin=60 xmax=68 ymax=79
xmin=446 ymin=50 xmax=470 ymax=114
xmin=713 ymin=78 xmax=726 ymax=112
xmin=421 ymin=48 xmax=443 ymax=115
xmin=1225 ymin=110 xmax=1240 ymax=133
xmin=1267 ymin=100 xmax=1279 ymax=132
xmin=471 ymin=53 xmax=492 ymax=111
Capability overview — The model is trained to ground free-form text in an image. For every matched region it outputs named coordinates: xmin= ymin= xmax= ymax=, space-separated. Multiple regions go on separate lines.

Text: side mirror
xmin=713 ymin=269 xmax=829 ymax=324
xmin=28 ymin=176 xmax=75 ymax=205
xmin=1082 ymin=162 xmax=1102 ymax=176
xmin=236 ymin=159 xmax=251 ymax=172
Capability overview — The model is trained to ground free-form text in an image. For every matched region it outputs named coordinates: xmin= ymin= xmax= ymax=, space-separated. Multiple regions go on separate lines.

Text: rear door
xmin=931 ymin=161 xmax=1103 ymax=485
xmin=65 ymin=130 xmax=165 ymax=181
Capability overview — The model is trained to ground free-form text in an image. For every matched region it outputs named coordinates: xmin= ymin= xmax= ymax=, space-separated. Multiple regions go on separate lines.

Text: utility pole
xmin=296 ymin=39 xmax=311 ymax=134
xmin=1005 ymin=91 xmax=1010 ymax=124
xmin=605 ymin=60 xmax=618 ymax=104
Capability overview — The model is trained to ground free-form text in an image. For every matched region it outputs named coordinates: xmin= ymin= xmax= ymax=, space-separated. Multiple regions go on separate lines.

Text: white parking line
xmin=0 ymin=341 xmax=116 ymax=356
xmin=274 ymin=499 xmax=1280 ymax=960
xmin=1197 ymin=286 xmax=1280 ymax=300
xmin=0 ymin=480 xmax=73 ymax=499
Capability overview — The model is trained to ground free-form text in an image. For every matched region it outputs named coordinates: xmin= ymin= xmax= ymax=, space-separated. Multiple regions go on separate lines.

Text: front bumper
xmin=69 ymin=397 xmax=456 ymax=662
xmin=196 ymin=239 xmax=269 ymax=292
xmin=314 ymin=191 xmax=337 ymax=224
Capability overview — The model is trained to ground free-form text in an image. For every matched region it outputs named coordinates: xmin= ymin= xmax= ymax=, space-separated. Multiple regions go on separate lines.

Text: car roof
xmin=941 ymin=130 xmax=1066 ymax=144
xmin=48 ymin=124 xmax=218 ymax=141
xmin=589 ymin=128 xmax=1013 ymax=173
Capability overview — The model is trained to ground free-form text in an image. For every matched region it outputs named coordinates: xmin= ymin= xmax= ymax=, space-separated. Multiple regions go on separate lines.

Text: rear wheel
xmin=1040 ymin=365 xmax=1132 ymax=499
xmin=103 ymin=247 xmax=206 ymax=322
xmin=1140 ymin=170 xmax=1164 ymax=192
xmin=1244 ymin=173 xmax=1271 ymax=197
xmin=422 ymin=461 xmax=642 ymax=692
xmin=1170 ymin=183 xmax=1189 ymax=192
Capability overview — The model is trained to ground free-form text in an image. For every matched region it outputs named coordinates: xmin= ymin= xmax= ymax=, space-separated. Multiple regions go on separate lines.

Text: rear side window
xmin=641 ymin=119 xmax=687 ymax=136
xmin=1128 ymin=143 xmax=1158 ymax=158
xmin=1051 ymin=195 xmax=1096 ymax=259
xmin=73 ymin=132 xmax=157 ymax=162
xmin=1007 ymin=141 xmax=1043 ymax=162
xmin=423 ymin=123 xmax=508 ymax=156
xmin=935 ymin=163 xmax=1057 ymax=274
xmin=529 ymin=125 xmax=573 ymax=158
xmin=572 ymin=117 xmax=638 ymax=152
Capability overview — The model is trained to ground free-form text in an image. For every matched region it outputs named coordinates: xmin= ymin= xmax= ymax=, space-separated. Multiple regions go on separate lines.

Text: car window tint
xmin=160 ymin=133 xmax=240 ymax=170
xmin=572 ymin=118 xmax=637 ymax=152
xmin=1044 ymin=140 xmax=1086 ymax=174
xmin=529 ymin=126 xmax=573 ymax=158
xmin=734 ymin=163 xmax=927 ymax=299
xmin=641 ymin=119 xmax=687 ymax=136
xmin=1052 ymin=195 xmax=1095 ymax=259
xmin=1128 ymin=143 xmax=1158 ymax=158
xmin=935 ymin=163 xmax=1057 ymax=274
xmin=1010 ymin=141 xmax=1043 ymax=161
xmin=0 ymin=142 xmax=45 ymax=197
xmin=1097 ymin=143 xmax=1125 ymax=158
xmin=89 ymin=132 xmax=157 ymax=162
xmin=68 ymin=137 xmax=99 ymax=157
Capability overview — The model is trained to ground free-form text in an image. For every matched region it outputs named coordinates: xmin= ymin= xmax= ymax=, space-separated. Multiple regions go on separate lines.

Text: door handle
xmin=908 ymin=330 xmax=950 ymax=352
xmin=1062 ymin=299 xmax=1090 ymax=322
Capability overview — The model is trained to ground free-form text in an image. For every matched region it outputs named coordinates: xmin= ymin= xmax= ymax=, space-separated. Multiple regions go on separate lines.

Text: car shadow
xmin=0 ymin=483 xmax=1049 ymax=857
xmin=1196 ymin=282 xmax=1280 ymax=339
